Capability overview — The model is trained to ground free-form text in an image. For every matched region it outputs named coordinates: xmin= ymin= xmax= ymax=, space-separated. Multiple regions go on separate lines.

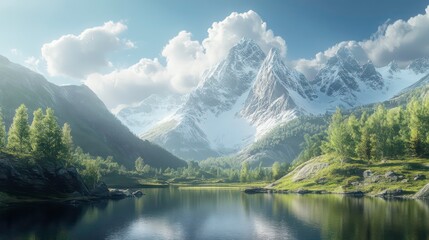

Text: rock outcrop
xmin=292 ymin=161 xmax=329 ymax=182
xmin=414 ymin=183 xmax=429 ymax=199
xmin=0 ymin=154 xmax=89 ymax=197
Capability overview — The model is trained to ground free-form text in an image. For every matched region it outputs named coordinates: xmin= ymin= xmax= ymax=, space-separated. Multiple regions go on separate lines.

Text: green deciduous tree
xmin=135 ymin=157 xmax=145 ymax=172
xmin=240 ymin=162 xmax=249 ymax=182
xmin=323 ymin=108 xmax=353 ymax=157
xmin=407 ymin=98 xmax=424 ymax=156
xmin=7 ymin=104 xmax=31 ymax=153
xmin=272 ymin=161 xmax=282 ymax=180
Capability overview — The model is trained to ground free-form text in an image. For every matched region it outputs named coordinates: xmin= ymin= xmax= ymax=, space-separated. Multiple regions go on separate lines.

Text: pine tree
xmin=39 ymin=108 xmax=64 ymax=164
xmin=30 ymin=108 xmax=44 ymax=155
xmin=385 ymin=107 xmax=405 ymax=157
xmin=0 ymin=108 xmax=6 ymax=149
xmin=407 ymin=98 xmax=422 ymax=156
xmin=346 ymin=114 xmax=360 ymax=157
xmin=356 ymin=126 xmax=371 ymax=163
xmin=370 ymin=134 xmax=382 ymax=161
xmin=7 ymin=104 xmax=31 ymax=153
xmin=61 ymin=123 xmax=73 ymax=165
xmin=366 ymin=105 xmax=387 ymax=159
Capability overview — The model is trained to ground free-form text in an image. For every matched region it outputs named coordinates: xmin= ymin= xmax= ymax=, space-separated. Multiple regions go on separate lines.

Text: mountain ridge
xmin=0 ymin=56 xmax=186 ymax=169
xmin=117 ymin=41 xmax=429 ymax=162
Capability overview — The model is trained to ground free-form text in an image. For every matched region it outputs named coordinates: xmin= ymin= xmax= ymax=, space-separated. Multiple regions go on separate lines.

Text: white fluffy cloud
xmin=362 ymin=6 xmax=429 ymax=66
xmin=202 ymin=10 xmax=286 ymax=66
xmin=161 ymin=31 xmax=205 ymax=92
xmin=85 ymin=58 xmax=170 ymax=108
xmin=84 ymin=11 xmax=286 ymax=108
xmin=41 ymin=21 xmax=133 ymax=79
xmin=296 ymin=6 xmax=429 ymax=80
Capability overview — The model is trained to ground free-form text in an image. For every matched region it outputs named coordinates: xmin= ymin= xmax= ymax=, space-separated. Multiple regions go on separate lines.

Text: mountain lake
xmin=1 ymin=187 xmax=428 ymax=240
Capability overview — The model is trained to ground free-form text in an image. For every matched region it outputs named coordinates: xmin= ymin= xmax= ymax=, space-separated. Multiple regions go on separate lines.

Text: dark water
xmin=1 ymin=188 xmax=429 ymax=240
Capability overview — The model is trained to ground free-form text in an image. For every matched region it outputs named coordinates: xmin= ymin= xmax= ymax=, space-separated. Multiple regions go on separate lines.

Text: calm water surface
xmin=1 ymin=187 xmax=429 ymax=240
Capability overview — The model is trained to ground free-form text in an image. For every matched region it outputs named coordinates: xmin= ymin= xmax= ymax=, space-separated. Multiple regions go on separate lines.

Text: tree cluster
xmin=0 ymin=104 xmax=72 ymax=166
xmin=133 ymin=156 xmax=289 ymax=183
xmin=322 ymin=97 xmax=429 ymax=162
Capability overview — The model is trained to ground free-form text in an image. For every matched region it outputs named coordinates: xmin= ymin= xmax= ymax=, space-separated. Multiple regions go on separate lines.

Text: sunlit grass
xmin=274 ymin=154 xmax=429 ymax=195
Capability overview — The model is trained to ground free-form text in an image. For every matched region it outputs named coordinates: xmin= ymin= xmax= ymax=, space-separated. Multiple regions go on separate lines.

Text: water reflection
xmin=0 ymin=188 xmax=428 ymax=240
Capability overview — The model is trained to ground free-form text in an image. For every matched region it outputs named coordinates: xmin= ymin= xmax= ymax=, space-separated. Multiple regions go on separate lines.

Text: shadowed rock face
xmin=0 ymin=153 xmax=89 ymax=197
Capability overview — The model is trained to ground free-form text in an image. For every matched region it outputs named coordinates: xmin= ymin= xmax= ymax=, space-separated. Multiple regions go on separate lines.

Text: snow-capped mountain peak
xmin=312 ymin=46 xmax=384 ymax=107
xmin=408 ymin=57 xmax=429 ymax=74
xmin=117 ymin=40 xmax=429 ymax=162
xmin=240 ymin=48 xmax=315 ymax=137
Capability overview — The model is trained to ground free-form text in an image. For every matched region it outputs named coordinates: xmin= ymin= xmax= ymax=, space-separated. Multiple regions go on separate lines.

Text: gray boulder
xmin=132 ymin=190 xmax=144 ymax=197
xmin=296 ymin=188 xmax=310 ymax=194
xmin=414 ymin=174 xmax=426 ymax=181
xmin=414 ymin=183 xmax=429 ymax=199
xmin=123 ymin=189 xmax=133 ymax=197
xmin=292 ymin=162 xmax=329 ymax=182
xmin=363 ymin=170 xmax=372 ymax=178
xmin=109 ymin=189 xmax=128 ymax=199
xmin=377 ymin=189 xmax=403 ymax=198
xmin=385 ymin=171 xmax=398 ymax=181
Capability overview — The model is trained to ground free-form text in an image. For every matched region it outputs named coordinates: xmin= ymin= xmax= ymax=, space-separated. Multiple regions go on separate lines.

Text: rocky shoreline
xmin=0 ymin=155 xmax=145 ymax=207
xmin=244 ymin=182 xmax=429 ymax=199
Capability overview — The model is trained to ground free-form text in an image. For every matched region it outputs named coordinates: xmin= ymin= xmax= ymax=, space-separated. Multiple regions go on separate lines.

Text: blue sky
xmin=2 ymin=0 xmax=428 ymax=62
xmin=1 ymin=0 xmax=429 ymax=108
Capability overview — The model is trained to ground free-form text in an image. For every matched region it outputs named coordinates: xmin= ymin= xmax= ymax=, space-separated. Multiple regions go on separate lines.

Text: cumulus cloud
xmin=161 ymin=31 xmax=205 ymax=92
xmin=85 ymin=58 xmax=170 ymax=108
xmin=202 ymin=10 xmax=286 ymax=66
xmin=361 ymin=6 xmax=429 ymax=66
xmin=295 ymin=6 xmax=429 ymax=80
xmin=41 ymin=21 xmax=133 ymax=79
xmin=84 ymin=11 xmax=286 ymax=108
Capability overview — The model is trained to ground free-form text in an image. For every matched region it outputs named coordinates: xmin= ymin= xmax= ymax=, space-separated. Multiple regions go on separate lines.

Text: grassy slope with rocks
xmin=270 ymin=154 xmax=429 ymax=196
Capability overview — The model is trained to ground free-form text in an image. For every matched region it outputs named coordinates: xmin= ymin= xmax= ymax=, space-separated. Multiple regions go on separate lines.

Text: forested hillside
xmin=0 ymin=56 xmax=186 ymax=169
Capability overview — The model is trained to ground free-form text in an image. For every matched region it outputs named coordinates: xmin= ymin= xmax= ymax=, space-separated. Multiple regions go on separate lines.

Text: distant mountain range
xmin=0 ymin=55 xmax=186 ymax=169
xmin=117 ymin=39 xmax=429 ymax=162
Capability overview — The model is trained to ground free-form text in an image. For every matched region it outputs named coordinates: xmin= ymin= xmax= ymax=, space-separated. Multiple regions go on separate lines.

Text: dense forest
xmin=300 ymin=96 xmax=429 ymax=163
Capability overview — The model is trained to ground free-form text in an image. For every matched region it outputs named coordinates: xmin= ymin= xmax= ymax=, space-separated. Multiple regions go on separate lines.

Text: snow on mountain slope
xmin=115 ymin=94 xmax=185 ymax=135
xmin=377 ymin=60 xmax=428 ymax=98
xmin=140 ymin=39 xmax=266 ymax=160
xmin=311 ymin=47 xmax=384 ymax=108
xmin=241 ymin=49 xmax=315 ymax=137
xmin=308 ymin=47 xmax=426 ymax=112
xmin=199 ymin=89 xmax=256 ymax=153
xmin=408 ymin=57 xmax=429 ymax=74
xmin=116 ymin=41 xmax=429 ymax=162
